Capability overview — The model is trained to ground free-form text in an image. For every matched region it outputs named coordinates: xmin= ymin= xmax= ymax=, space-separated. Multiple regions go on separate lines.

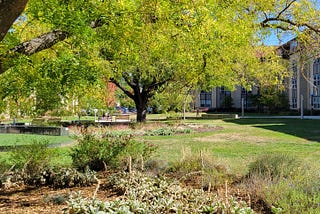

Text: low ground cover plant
xmin=8 ymin=139 xmax=53 ymax=182
xmin=64 ymin=171 xmax=254 ymax=214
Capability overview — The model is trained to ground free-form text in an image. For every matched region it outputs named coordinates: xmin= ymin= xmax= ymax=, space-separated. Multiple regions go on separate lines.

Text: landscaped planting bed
xmin=0 ymin=118 xmax=320 ymax=213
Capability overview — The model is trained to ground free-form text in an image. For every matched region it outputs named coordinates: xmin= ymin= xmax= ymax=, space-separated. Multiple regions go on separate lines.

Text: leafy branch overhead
xmin=259 ymin=0 xmax=320 ymax=34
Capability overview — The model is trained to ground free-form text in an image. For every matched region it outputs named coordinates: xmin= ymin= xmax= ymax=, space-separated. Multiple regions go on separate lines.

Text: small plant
xmin=43 ymin=194 xmax=68 ymax=205
xmin=166 ymin=111 xmax=181 ymax=120
xmin=144 ymin=127 xmax=176 ymax=136
xmin=202 ymin=197 xmax=254 ymax=214
xmin=41 ymin=167 xmax=97 ymax=188
xmin=263 ymin=165 xmax=320 ymax=213
xmin=104 ymin=130 xmax=134 ymax=137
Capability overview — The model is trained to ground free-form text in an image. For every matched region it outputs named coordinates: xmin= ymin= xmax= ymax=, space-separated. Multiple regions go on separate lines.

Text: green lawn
xmin=1 ymin=118 xmax=320 ymax=175
xmin=0 ymin=134 xmax=74 ymax=168
xmin=144 ymin=118 xmax=320 ymax=175
xmin=0 ymin=134 xmax=73 ymax=146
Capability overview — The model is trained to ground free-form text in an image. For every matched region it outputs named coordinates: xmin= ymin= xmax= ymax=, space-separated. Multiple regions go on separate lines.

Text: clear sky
xmin=263 ymin=29 xmax=295 ymax=46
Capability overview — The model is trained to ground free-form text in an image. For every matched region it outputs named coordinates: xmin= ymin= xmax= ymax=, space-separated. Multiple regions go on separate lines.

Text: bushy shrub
xmin=0 ymin=158 xmax=11 ymax=175
xmin=104 ymin=130 xmax=134 ymax=137
xmin=247 ymin=153 xmax=300 ymax=180
xmin=71 ymin=134 xmax=156 ymax=171
xmin=166 ymin=111 xmax=181 ymax=120
xmin=10 ymin=139 xmax=53 ymax=176
xmin=38 ymin=167 xmax=97 ymax=188
xmin=244 ymin=154 xmax=320 ymax=213
xmin=266 ymin=176 xmax=320 ymax=213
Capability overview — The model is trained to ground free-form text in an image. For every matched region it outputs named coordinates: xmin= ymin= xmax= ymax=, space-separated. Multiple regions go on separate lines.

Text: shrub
xmin=0 ymin=158 xmax=11 ymax=175
xmin=247 ymin=153 xmax=300 ymax=181
xmin=264 ymin=164 xmax=320 ymax=213
xmin=244 ymin=155 xmax=320 ymax=213
xmin=71 ymin=134 xmax=156 ymax=171
xmin=167 ymin=149 xmax=233 ymax=189
xmin=266 ymin=179 xmax=320 ymax=213
xmin=166 ymin=111 xmax=181 ymax=120
xmin=40 ymin=167 xmax=97 ymax=188
xmin=10 ymin=139 xmax=53 ymax=176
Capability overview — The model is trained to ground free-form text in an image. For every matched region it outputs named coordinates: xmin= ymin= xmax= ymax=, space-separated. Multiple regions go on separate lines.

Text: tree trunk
xmin=134 ymin=95 xmax=147 ymax=122
xmin=0 ymin=0 xmax=29 ymax=42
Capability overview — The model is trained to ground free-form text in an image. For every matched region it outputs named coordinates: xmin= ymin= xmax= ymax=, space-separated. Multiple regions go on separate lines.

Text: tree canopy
xmin=0 ymin=0 xmax=320 ymax=121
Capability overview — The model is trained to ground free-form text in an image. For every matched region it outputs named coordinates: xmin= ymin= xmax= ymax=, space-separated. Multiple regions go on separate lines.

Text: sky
xmin=263 ymin=30 xmax=295 ymax=46
xmin=264 ymin=33 xmax=294 ymax=46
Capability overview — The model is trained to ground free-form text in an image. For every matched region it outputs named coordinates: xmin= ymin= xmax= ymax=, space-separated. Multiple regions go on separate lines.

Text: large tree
xmin=1 ymin=0 xmax=320 ymax=121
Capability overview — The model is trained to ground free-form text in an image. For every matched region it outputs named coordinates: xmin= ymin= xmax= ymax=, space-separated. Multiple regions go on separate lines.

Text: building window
xmin=241 ymin=87 xmax=253 ymax=109
xmin=290 ymin=40 xmax=297 ymax=52
xmin=200 ymin=91 xmax=211 ymax=107
xmin=220 ymin=86 xmax=231 ymax=96
xmin=312 ymin=58 xmax=320 ymax=109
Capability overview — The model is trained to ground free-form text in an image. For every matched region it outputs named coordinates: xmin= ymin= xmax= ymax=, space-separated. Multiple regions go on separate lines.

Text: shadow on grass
xmin=224 ymin=118 xmax=320 ymax=142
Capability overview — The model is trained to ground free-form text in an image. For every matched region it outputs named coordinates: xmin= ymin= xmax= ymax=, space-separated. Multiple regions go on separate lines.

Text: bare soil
xmin=0 ymin=177 xmax=115 ymax=214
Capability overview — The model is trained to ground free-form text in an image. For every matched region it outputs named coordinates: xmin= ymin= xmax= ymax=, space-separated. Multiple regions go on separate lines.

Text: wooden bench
xmin=32 ymin=117 xmax=61 ymax=126
xmin=31 ymin=118 xmax=46 ymax=125
xmin=98 ymin=116 xmax=112 ymax=121
xmin=47 ymin=117 xmax=61 ymax=125
xmin=114 ymin=114 xmax=130 ymax=121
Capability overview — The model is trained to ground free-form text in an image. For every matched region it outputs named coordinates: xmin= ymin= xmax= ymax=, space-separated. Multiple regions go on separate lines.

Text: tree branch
xmin=0 ymin=30 xmax=68 ymax=74
xmin=10 ymin=30 xmax=69 ymax=55
xmin=109 ymin=78 xmax=134 ymax=99
xmin=276 ymin=0 xmax=296 ymax=19
xmin=261 ymin=17 xmax=320 ymax=34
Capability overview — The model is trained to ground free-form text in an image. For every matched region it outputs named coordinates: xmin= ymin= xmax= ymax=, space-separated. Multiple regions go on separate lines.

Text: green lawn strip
xmin=0 ymin=134 xmax=73 ymax=146
xmin=0 ymin=147 xmax=73 ymax=169
xmin=50 ymin=147 xmax=73 ymax=167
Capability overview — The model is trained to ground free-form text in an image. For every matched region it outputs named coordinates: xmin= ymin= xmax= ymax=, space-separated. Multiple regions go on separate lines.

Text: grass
xmin=143 ymin=118 xmax=320 ymax=175
xmin=1 ymin=117 xmax=320 ymax=175
xmin=0 ymin=134 xmax=73 ymax=146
